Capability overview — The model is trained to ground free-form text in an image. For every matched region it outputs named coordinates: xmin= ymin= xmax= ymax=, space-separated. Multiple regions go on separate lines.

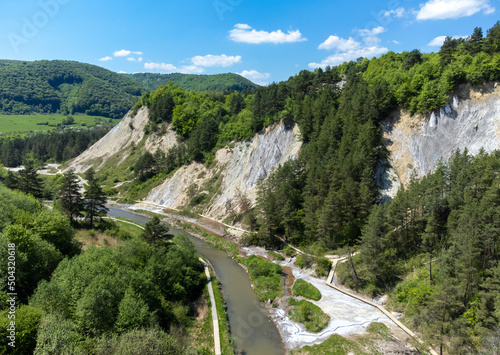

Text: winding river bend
xmin=108 ymin=207 xmax=284 ymax=355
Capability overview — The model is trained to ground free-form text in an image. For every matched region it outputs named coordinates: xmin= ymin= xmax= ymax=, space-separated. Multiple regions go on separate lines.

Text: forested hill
xmin=0 ymin=60 xmax=258 ymax=118
xmin=0 ymin=60 xmax=143 ymax=118
xmin=124 ymin=72 xmax=258 ymax=92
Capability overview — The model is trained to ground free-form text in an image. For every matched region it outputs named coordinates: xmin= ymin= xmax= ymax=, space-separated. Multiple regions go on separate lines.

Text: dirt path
xmin=199 ymin=257 xmax=222 ymax=355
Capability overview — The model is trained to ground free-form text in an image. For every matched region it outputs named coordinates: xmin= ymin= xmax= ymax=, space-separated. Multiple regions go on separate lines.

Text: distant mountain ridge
xmin=124 ymin=72 xmax=259 ymax=92
xmin=0 ymin=60 xmax=258 ymax=118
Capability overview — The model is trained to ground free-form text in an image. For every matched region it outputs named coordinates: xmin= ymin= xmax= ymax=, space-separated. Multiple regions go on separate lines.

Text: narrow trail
xmin=200 ymin=257 xmax=222 ymax=355
xmin=106 ymin=214 xmax=222 ymax=355
xmin=120 ymin=202 xmax=435 ymax=353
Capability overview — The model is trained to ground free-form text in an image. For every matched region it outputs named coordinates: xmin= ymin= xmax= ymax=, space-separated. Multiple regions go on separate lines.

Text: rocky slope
xmin=68 ymin=81 xmax=500 ymax=216
xmin=145 ymin=120 xmax=302 ymax=220
xmin=384 ymin=82 xmax=500 ymax=185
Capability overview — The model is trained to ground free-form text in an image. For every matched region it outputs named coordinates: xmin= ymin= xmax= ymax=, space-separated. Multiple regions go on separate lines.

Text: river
xmin=108 ymin=207 xmax=284 ymax=355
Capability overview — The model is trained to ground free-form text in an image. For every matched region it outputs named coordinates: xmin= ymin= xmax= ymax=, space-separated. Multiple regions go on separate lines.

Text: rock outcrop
xmin=145 ymin=120 xmax=302 ymax=220
xmin=384 ymin=82 xmax=500 ymax=186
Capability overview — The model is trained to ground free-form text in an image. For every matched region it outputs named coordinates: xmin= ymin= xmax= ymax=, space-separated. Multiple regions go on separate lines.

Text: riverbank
xmin=111 ymin=202 xmax=420 ymax=353
xmin=107 ymin=204 xmax=284 ymax=355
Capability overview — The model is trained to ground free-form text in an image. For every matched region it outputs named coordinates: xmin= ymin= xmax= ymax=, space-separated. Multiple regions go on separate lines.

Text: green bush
xmin=287 ymin=298 xmax=330 ymax=333
xmin=242 ymin=255 xmax=283 ymax=301
xmin=292 ymin=279 xmax=322 ymax=301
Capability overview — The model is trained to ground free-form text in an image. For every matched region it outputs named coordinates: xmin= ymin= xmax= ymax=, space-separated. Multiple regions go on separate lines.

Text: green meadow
xmin=0 ymin=114 xmax=120 ymax=136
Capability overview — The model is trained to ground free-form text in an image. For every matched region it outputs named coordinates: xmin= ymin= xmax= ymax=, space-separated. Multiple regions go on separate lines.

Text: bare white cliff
xmin=144 ymin=120 xmax=302 ymax=220
xmin=384 ymin=82 xmax=500 ymax=186
xmin=67 ymin=107 xmax=177 ymax=173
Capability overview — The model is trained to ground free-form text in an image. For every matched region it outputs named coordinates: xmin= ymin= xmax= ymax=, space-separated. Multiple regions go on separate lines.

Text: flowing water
xmin=108 ymin=207 xmax=284 ymax=355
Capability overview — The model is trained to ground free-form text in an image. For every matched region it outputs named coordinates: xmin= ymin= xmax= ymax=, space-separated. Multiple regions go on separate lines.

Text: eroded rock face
xmin=384 ymin=82 xmax=500 ymax=186
xmin=144 ymin=120 xmax=302 ymax=220
xmin=67 ymin=107 xmax=150 ymax=173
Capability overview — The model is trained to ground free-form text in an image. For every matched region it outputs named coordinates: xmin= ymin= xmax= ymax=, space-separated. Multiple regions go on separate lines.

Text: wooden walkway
xmin=326 ymin=265 xmax=439 ymax=355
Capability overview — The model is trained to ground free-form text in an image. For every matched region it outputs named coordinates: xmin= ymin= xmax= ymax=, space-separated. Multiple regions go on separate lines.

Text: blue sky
xmin=0 ymin=0 xmax=498 ymax=85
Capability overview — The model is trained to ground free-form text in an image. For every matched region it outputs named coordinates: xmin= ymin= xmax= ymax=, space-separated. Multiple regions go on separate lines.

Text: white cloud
xmin=144 ymin=62 xmax=177 ymax=72
xmin=383 ymin=7 xmax=406 ymax=18
xmin=309 ymin=46 xmax=388 ymax=69
xmin=118 ymin=71 xmax=127 ymax=74
xmin=428 ymin=35 xmax=448 ymax=46
xmin=237 ymin=70 xmax=271 ymax=86
xmin=114 ymin=49 xmax=143 ymax=57
xmin=126 ymin=57 xmax=144 ymax=62
xmin=191 ymin=54 xmax=242 ymax=67
xmin=234 ymin=23 xmax=252 ymax=30
xmin=416 ymin=0 xmax=495 ymax=20
xmin=179 ymin=65 xmax=205 ymax=74
xmin=313 ymin=27 xmax=388 ymax=68
xmin=358 ymin=26 xmax=387 ymax=37
xmin=318 ymin=36 xmax=360 ymax=51
xmin=229 ymin=24 xmax=307 ymax=44
xmin=99 ymin=56 xmax=112 ymax=62
xmin=393 ymin=40 xmax=401 ymax=45
xmin=427 ymin=34 xmax=467 ymax=46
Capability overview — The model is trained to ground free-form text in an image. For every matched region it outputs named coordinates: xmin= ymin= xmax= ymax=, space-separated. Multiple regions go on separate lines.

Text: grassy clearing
xmin=292 ymin=279 xmax=322 ymax=301
xmin=367 ymin=322 xmax=390 ymax=338
xmin=239 ymin=255 xmax=283 ymax=301
xmin=74 ymin=230 xmax=119 ymax=250
xmin=291 ymin=334 xmax=367 ymax=355
xmin=212 ymin=275 xmax=235 ymax=355
xmin=287 ymin=298 xmax=330 ymax=333
xmin=0 ymin=114 xmax=118 ymax=136
xmin=268 ymin=250 xmax=285 ymax=261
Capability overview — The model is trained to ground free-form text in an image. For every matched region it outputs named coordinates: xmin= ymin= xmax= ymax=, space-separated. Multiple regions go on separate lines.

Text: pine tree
xmin=84 ymin=168 xmax=108 ymax=228
xmin=18 ymin=161 xmax=43 ymax=199
xmin=4 ymin=170 xmax=18 ymax=190
xmin=141 ymin=216 xmax=173 ymax=247
xmin=58 ymin=169 xmax=84 ymax=222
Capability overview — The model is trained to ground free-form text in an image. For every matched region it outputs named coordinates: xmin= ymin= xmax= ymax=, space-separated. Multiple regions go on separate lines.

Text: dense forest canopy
xmin=0 ymin=60 xmax=260 ymax=118
xmin=136 ymin=22 xmax=500 ymax=249
xmin=124 ymin=72 xmax=258 ymax=92
xmin=0 ymin=182 xmax=207 ymax=354
xmin=0 ymin=60 xmax=142 ymax=118
xmin=0 ymin=125 xmax=114 ymax=167
xmin=337 ymin=149 xmax=500 ymax=354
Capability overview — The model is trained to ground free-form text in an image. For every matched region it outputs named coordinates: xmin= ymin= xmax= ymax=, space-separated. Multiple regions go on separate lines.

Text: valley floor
xmin=117 ymin=202 xmax=419 ymax=353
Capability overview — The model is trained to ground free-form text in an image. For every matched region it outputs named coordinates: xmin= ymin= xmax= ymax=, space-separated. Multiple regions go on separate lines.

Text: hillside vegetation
xmin=0 ymin=60 xmax=260 ymax=118
xmin=124 ymin=22 xmax=500 ymax=353
xmin=0 ymin=182 xmax=209 ymax=354
xmin=0 ymin=60 xmax=142 ymax=118
xmin=125 ymin=72 xmax=258 ymax=92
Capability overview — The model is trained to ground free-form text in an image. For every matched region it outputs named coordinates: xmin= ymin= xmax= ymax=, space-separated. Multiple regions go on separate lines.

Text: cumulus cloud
xmin=99 ymin=56 xmax=112 ymax=62
xmin=428 ymin=35 xmax=448 ymax=46
xmin=416 ymin=0 xmax=495 ymax=20
xmin=312 ymin=27 xmax=388 ymax=68
xmin=309 ymin=46 xmax=388 ymax=69
xmin=114 ymin=49 xmax=143 ymax=57
xmin=144 ymin=62 xmax=205 ymax=74
xmin=144 ymin=62 xmax=177 ymax=72
xmin=237 ymin=70 xmax=271 ymax=86
xmin=191 ymin=54 xmax=242 ymax=67
xmin=318 ymin=36 xmax=360 ymax=51
xmin=229 ymin=24 xmax=307 ymax=44
xmin=427 ymin=34 xmax=467 ymax=46
xmin=358 ymin=26 xmax=387 ymax=37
